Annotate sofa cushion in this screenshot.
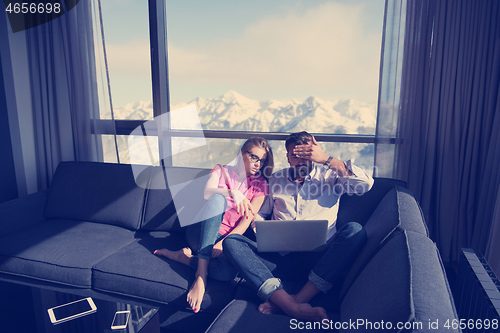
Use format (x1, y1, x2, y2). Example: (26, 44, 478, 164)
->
(44, 162, 148, 230)
(0, 189, 47, 238)
(141, 166, 210, 231)
(337, 177, 406, 229)
(0, 219, 136, 287)
(92, 231, 237, 311)
(340, 231, 459, 332)
(340, 186, 428, 299)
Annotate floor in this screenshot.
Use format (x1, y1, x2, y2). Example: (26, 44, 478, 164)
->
(0, 281, 38, 332)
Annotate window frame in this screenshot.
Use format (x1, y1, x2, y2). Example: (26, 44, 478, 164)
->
(94, 0, 395, 168)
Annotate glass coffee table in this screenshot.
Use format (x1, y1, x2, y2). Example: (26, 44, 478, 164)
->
(0, 280, 160, 333)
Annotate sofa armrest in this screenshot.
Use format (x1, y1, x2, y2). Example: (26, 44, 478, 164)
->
(0, 190, 48, 238)
(337, 177, 407, 228)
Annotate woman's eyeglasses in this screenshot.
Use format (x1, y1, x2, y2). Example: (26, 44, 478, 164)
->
(246, 151, 267, 165)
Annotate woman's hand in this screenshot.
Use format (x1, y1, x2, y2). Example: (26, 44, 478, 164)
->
(212, 241, 223, 258)
(230, 188, 246, 202)
(231, 189, 255, 218)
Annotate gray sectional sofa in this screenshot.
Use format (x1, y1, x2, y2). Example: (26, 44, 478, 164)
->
(0, 161, 460, 332)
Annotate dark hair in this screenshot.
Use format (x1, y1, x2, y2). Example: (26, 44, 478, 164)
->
(285, 131, 313, 152)
(240, 137, 274, 181)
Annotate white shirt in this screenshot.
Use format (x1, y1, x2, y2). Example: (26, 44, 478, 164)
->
(255, 160, 374, 240)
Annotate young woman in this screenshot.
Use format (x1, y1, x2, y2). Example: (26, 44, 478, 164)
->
(154, 137, 274, 313)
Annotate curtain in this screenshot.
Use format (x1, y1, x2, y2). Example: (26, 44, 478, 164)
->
(375, 0, 500, 267)
(91, 0, 120, 164)
(23, 0, 116, 190)
(373, 0, 406, 178)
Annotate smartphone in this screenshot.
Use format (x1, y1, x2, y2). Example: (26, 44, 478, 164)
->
(47, 297, 97, 325)
(111, 310, 130, 330)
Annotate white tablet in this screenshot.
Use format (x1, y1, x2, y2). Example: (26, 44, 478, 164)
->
(47, 297, 97, 325)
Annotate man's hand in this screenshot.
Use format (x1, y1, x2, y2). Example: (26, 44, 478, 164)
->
(292, 136, 329, 164)
(293, 136, 352, 176)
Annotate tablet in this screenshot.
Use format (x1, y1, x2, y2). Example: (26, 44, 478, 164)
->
(47, 297, 97, 325)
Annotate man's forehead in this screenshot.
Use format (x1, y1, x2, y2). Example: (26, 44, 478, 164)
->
(286, 140, 310, 152)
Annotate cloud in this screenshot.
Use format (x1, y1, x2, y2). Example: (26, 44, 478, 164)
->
(168, 2, 382, 101)
(106, 39, 152, 78)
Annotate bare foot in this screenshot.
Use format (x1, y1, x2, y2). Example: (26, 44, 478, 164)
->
(259, 299, 327, 321)
(258, 300, 282, 315)
(187, 275, 207, 313)
(286, 302, 328, 322)
(154, 247, 192, 266)
(258, 294, 299, 315)
(266, 289, 328, 322)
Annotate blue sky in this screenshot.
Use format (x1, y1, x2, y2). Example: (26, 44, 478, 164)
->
(101, 0, 385, 107)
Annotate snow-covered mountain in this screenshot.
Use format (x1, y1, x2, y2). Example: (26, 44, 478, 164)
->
(110, 100, 153, 120)
(113, 91, 376, 135)
(105, 91, 377, 170)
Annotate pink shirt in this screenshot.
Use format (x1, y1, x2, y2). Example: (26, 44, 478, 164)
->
(211, 165, 268, 236)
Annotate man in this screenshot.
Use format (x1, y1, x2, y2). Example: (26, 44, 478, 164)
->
(223, 131, 374, 321)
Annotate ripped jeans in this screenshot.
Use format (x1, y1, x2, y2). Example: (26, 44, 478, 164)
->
(186, 194, 238, 281)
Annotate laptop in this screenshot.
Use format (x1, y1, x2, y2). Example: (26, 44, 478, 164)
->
(255, 220, 328, 252)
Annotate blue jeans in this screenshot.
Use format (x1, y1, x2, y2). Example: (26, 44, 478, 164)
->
(186, 194, 238, 282)
(222, 222, 367, 301)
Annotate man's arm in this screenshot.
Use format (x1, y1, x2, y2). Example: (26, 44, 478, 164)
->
(291, 136, 373, 194)
(291, 136, 351, 175)
(338, 160, 374, 195)
(255, 195, 273, 220)
(250, 195, 273, 232)
(325, 156, 352, 177)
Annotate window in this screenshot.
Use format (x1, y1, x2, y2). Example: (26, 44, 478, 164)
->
(97, 0, 153, 163)
(167, 0, 384, 169)
(99, 0, 152, 117)
(96, 0, 385, 171)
